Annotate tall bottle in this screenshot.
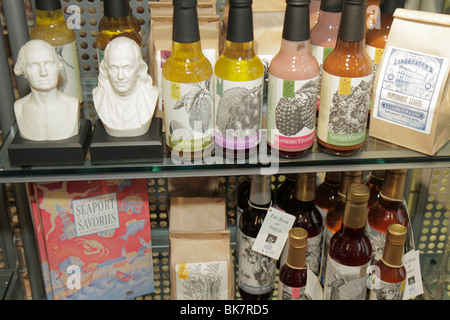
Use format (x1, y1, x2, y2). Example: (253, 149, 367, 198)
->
(315, 171, 341, 221)
(275, 174, 297, 211)
(316, 0, 373, 156)
(96, 0, 142, 63)
(320, 170, 362, 283)
(30, 0, 83, 103)
(266, 0, 320, 158)
(324, 183, 372, 300)
(369, 224, 407, 300)
(278, 228, 309, 300)
(281, 173, 323, 275)
(238, 175, 276, 300)
(366, 170, 385, 209)
(367, 169, 409, 263)
(162, 0, 214, 159)
(214, 0, 265, 158)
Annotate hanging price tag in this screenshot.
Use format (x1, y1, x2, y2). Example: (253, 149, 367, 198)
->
(251, 207, 296, 260)
(402, 249, 424, 300)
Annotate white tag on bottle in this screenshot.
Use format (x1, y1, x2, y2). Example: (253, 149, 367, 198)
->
(402, 250, 424, 300)
(306, 268, 324, 300)
(252, 207, 296, 260)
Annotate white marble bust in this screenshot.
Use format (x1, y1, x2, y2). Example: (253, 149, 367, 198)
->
(93, 37, 158, 137)
(13, 40, 79, 141)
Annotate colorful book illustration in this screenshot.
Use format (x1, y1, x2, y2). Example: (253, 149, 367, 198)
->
(31, 179, 154, 300)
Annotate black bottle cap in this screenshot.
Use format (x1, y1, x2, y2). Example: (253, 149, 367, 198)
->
(338, 0, 367, 41)
(227, 0, 254, 43)
(380, 0, 405, 13)
(173, 0, 197, 8)
(35, 0, 62, 11)
(283, 0, 311, 42)
(230, 0, 253, 6)
(320, 0, 344, 12)
(104, 0, 129, 18)
(173, 0, 201, 43)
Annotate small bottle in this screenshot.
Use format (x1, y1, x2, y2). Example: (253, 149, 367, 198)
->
(315, 171, 341, 221)
(367, 169, 409, 263)
(162, 0, 214, 159)
(278, 228, 309, 300)
(266, 0, 320, 159)
(214, 0, 265, 158)
(238, 175, 276, 300)
(324, 183, 372, 300)
(30, 0, 83, 103)
(369, 224, 407, 300)
(316, 0, 373, 156)
(281, 172, 323, 275)
(275, 174, 297, 212)
(319, 170, 362, 283)
(366, 170, 385, 209)
(96, 0, 142, 63)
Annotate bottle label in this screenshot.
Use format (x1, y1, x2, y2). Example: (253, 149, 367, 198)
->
(323, 253, 369, 300)
(162, 78, 214, 152)
(310, 45, 334, 66)
(214, 77, 264, 150)
(369, 276, 405, 300)
(319, 227, 334, 284)
(238, 233, 277, 295)
(367, 223, 386, 264)
(306, 231, 323, 275)
(266, 74, 319, 152)
(175, 261, 228, 299)
(317, 71, 373, 146)
(277, 280, 308, 300)
(365, 44, 384, 111)
(56, 41, 82, 102)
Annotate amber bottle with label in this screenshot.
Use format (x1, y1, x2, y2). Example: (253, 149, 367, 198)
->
(316, 0, 373, 156)
(278, 228, 309, 300)
(369, 224, 407, 300)
(367, 169, 409, 263)
(315, 171, 341, 220)
(324, 183, 372, 300)
(366, 170, 385, 209)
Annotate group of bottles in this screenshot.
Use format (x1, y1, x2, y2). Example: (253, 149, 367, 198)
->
(237, 168, 410, 300)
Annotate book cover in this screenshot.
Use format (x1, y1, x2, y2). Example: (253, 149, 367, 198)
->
(33, 179, 154, 300)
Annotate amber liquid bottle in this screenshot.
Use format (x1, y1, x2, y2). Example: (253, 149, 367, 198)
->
(238, 175, 276, 300)
(319, 170, 362, 283)
(369, 224, 407, 300)
(278, 228, 309, 300)
(324, 183, 372, 300)
(316, 0, 373, 156)
(315, 171, 341, 221)
(366, 170, 385, 209)
(275, 174, 296, 212)
(368, 169, 409, 263)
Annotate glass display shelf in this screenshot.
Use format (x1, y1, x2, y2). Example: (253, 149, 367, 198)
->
(1, 122, 450, 183)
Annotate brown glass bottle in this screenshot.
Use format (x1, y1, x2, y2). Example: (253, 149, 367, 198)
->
(275, 174, 296, 212)
(369, 224, 407, 300)
(278, 228, 309, 300)
(324, 183, 372, 300)
(367, 169, 409, 263)
(366, 170, 385, 209)
(315, 171, 341, 221)
(238, 175, 276, 300)
(316, 0, 373, 156)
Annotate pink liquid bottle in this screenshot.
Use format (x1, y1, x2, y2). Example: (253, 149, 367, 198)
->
(266, 0, 320, 159)
(310, 0, 322, 29)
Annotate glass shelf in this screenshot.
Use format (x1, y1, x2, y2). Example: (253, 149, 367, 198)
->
(1, 122, 450, 183)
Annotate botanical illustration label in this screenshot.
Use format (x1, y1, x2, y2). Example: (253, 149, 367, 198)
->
(373, 46, 449, 134)
(319, 227, 334, 284)
(175, 261, 228, 300)
(277, 281, 309, 300)
(214, 77, 264, 150)
(238, 233, 277, 295)
(306, 231, 323, 275)
(323, 254, 369, 300)
(367, 223, 387, 263)
(369, 277, 404, 300)
(56, 41, 82, 102)
(266, 74, 319, 152)
(317, 71, 373, 146)
(162, 78, 214, 153)
(365, 44, 384, 110)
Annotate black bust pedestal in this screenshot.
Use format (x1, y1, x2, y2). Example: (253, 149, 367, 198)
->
(89, 117, 163, 165)
(8, 119, 92, 167)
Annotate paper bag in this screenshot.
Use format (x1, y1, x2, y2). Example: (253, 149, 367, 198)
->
(369, 9, 450, 155)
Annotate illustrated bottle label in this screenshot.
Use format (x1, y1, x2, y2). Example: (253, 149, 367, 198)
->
(162, 78, 214, 153)
(317, 71, 373, 146)
(367, 223, 387, 263)
(214, 76, 264, 150)
(277, 280, 309, 300)
(319, 227, 334, 284)
(310, 45, 334, 107)
(365, 44, 384, 110)
(323, 254, 369, 300)
(266, 74, 319, 152)
(56, 41, 82, 102)
(369, 276, 405, 300)
(238, 232, 276, 295)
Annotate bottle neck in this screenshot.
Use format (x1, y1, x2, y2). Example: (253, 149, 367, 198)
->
(282, 3, 310, 42)
(334, 37, 366, 53)
(226, 4, 253, 43)
(35, 8, 65, 26)
(294, 175, 316, 202)
(286, 245, 306, 269)
(382, 241, 404, 267)
(171, 41, 204, 60)
(338, 1, 367, 42)
(173, 6, 201, 44)
(104, 0, 129, 18)
(102, 16, 135, 31)
(223, 39, 256, 59)
(343, 200, 367, 231)
(249, 175, 272, 207)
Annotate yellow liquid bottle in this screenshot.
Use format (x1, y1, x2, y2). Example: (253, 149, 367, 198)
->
(96, 0, 142, 63)
(214, 0, 264, 158)
(162, 0, 214, 159)
(30, 0, 83, 103)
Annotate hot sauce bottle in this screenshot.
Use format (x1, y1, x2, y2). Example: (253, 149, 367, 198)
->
(316, 0, 373, 156)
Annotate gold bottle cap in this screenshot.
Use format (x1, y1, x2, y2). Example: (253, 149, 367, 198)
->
(295, 172, 316, 202)
(343, 183, 370, 229)
(386, 224, 407, 245)
(288, 227, 308, 248)
(380, 169, 407, 201)
(346, 183, 370, 203)
(338, 171, 363, 200)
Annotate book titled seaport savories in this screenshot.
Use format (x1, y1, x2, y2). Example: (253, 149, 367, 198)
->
(30, 179, 154, 300)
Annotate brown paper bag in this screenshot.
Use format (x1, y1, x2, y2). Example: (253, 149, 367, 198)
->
(369, 9, 450, 155)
